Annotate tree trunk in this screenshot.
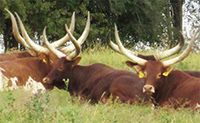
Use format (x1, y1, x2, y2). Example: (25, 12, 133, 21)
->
(170, 0, 183, 47)
(170, 0, 183, 31)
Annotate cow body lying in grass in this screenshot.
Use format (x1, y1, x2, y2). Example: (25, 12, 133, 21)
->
(112, 24, 200, 109)
(0, 9, 89, 93)
(42, 26, 151, 104)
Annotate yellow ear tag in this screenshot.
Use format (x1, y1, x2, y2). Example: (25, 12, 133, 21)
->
(162, 71, 170, 76)
(43, 59, 47, 63)
(139, 71, 145, 78)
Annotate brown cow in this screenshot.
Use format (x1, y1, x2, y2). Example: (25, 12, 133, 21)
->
(0, 11, 90, 93)
(1, 9, 75, 61)
(42, 25, 151, 104)
(113, 24, 200, 109)
(0, 25, 83, 93)
(109, 29, 200, 78)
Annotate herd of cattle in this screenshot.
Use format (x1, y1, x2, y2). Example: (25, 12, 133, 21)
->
(1, 9, 200, 109)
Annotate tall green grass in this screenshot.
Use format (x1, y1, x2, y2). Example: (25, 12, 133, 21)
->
(0, 47, 200, 122)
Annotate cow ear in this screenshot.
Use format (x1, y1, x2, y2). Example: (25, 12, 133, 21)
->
(163, 66, 174, 76)
(125, 61, 142, 74)
(73, 57, 82, 66)
(38, 53, 49, 63)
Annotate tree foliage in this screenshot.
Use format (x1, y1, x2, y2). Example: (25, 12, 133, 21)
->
(0, 0, 185, 52)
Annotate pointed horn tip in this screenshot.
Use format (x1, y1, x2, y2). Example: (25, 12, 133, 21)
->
(87, 11, 90, 22)
(5, 8, 12, 15)
(114, 24, 118, 30)
(14, 12, 20, 18)
(43, 26, 48, 42)
(5, 8, 9, 12)
(71, 12, 75, 18)
(43, 26, 47, 34)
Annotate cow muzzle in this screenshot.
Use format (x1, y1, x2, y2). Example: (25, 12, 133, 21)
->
(143, 85, 155, 95)
(43, 77, 50, 84)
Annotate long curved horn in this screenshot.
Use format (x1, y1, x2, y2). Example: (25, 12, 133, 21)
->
(5, 9, 30, 48)
(43, 25, 81, 60)
(43, 27, 66, 58)
(154, 32, 184, 60)
(110, 30, 184, 61)
(109, 40, 138, 56)
(114, 24, 147, 66)
(162, 29, 200, 67)
(65, 24, 81, 60)
(15, 12, 76, 53)
(62, 11, 90, 52)
(15, 12, 49, 53)
(50, 12, 75, 48)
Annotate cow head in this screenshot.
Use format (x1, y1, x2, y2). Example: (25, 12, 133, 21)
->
(42, 12, 90, 86)
(125, 60, 174, 95)
(112, 24, 200, 95)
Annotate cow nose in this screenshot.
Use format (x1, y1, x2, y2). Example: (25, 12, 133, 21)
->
(143, 85, 155, 94)
(43, 77, 50, 83)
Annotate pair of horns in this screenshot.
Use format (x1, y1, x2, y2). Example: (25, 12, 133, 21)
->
(110, 24, 184, 61)
(43, 12, 90, 60)
(5, 8, 75, 53)
(112, 24, 200, 67)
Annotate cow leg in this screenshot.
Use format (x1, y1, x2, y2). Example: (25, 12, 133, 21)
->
(110, 77, 143, 104)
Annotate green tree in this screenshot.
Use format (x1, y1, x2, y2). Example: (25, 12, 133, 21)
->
(1, 0, 81, 52)
(0, 0, 184, 52)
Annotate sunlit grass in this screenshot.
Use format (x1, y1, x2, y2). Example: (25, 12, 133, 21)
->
(1, 88, 200, 122)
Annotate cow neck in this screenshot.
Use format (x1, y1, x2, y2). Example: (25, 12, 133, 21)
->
(152, 70, 190, 104)
(25, 57, 53, 79)
(70, 64, 101, 83)
(69, 63, 115, 94)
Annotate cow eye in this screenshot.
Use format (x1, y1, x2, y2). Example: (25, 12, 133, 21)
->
(58, 65, 64, 71)
(50, 60, 54, 65)
(156, 73, 162, 79)
(144, 71, 147, 78)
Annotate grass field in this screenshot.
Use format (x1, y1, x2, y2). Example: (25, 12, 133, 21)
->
(0, 47, 200, 122)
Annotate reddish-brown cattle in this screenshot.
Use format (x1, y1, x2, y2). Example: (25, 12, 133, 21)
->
(0, 26, 78, 92)
(109, 29, 200, 78)
(113, 24, 200, 109)
(0, 10, 90, 93)
(42, 26, 151, 104)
